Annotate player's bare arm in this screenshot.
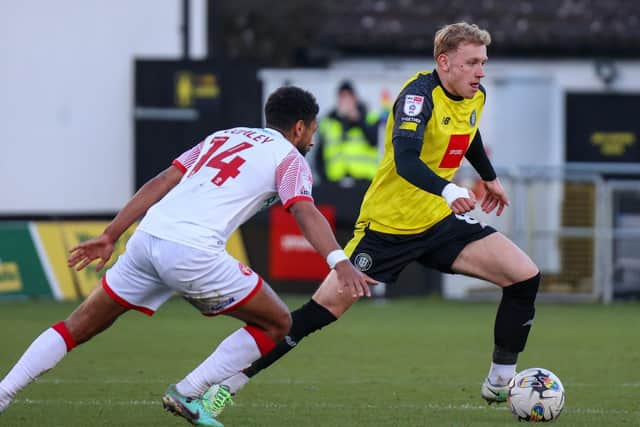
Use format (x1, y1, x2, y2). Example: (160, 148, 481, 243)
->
(289, 200, 376, 297)
(463, 130, 505, 215)
(480, 178, 509, 216)
(68, 165, 184, 271)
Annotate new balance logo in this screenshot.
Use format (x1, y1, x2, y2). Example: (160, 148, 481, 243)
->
(442, 116, 451, 125)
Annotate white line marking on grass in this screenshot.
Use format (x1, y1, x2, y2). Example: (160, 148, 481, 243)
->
(37, 378, 169, 385)
(15, 399, 159, 406)
(37, 378, 640, 388)
(13, 399, 639, 416)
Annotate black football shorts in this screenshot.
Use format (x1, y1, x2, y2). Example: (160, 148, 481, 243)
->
(345, 213, 496, 283)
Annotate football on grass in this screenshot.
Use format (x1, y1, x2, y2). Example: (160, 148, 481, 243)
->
(507, 367, 565, 422)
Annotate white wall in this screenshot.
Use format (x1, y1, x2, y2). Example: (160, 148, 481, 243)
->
(3, 4, 639, 216)
(0, 0, 206, 214)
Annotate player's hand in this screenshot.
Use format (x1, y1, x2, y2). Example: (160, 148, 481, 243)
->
(334, 261, 378, 298)
(442, 183, 476, 214)
(450, 189, 477, 215)
(67, 233, 115, 272)
(481, 178, 510, 216)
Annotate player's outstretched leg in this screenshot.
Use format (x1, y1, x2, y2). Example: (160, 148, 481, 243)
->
(482, 272, 541, 404)
(165, 326, 265, 426)
(449, 232, 540, 404)
(219, 270, 355, 395)
(0, 322, 75, 413)
(217, 298, 337, 394)
(164, 282, 290, 425)
(242, 299, 336, 375)
(0, 283, 128, 414)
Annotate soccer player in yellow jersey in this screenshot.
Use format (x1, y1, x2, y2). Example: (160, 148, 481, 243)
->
(215, 22, 541, 409)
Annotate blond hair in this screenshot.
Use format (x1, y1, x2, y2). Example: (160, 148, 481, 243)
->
(433, 22, 491, 59)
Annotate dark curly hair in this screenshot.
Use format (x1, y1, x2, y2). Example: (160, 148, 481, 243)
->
(265, 86, 319, 131)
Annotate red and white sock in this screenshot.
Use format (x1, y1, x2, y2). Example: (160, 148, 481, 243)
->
(176, 325, 275, 398)
(0, 322, 75, 412)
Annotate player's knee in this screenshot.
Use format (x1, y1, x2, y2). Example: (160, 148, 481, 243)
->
(269, 310, 292, 342)
(501, 257, 539, 286)
(521, 259, 540, 281)
(504, 272, 541, 303)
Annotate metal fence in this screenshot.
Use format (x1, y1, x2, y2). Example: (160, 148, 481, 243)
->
(447, 164, 640, 303)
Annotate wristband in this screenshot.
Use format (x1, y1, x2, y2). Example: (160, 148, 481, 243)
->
(326, 249, 348, 269)
(441, 183, 470, 207)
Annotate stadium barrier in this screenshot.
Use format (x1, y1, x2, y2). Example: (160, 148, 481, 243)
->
(0, 213, 438, 302)
(0, 221, 248, 301)
(4, 167, 636, 303)
(448, 165, 640, 303)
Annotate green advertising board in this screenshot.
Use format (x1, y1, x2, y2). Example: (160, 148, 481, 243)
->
(0, 222, 52, 299)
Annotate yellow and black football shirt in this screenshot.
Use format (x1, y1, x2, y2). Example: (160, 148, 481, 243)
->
(353, 70, 486, 235)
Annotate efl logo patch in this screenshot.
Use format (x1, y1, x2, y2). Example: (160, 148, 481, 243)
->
(403, 95, 424, 116)
(439, 134, 470, 168)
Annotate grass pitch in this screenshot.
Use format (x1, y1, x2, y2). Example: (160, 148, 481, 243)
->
(1, 296, 638, 426)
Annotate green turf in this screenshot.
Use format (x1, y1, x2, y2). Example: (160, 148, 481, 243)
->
(1, 296, 638, 426)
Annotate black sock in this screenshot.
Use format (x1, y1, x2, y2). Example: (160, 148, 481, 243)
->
(493, 272, 541, 364)
(243, 298, 337, 378)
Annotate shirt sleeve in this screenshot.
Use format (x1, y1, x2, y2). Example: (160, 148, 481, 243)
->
(391, 80, 433, 141)
(393, 137, 450, 195)
(276, 149, 314, 211)
(464, 130, 497, 181)
(391, 77, 449, 195)
(172, 141, 204, 173)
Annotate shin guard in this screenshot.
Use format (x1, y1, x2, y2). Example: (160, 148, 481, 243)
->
(493, 273, 541, 361)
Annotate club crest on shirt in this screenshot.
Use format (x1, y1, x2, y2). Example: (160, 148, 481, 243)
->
(403, 95, 424, 117)
(470, 110, 477, 126)
(354, 253, 373, 272)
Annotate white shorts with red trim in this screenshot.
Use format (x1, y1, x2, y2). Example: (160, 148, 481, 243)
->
(104, 230, 262, 316)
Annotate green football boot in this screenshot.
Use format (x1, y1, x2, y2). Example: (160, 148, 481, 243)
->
(481, 378, 509, 404)
(162, 384, 230, 427)
(203, 384, 234, 417)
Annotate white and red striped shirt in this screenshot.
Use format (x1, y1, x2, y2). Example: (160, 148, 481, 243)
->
(138, 127, 313, 252)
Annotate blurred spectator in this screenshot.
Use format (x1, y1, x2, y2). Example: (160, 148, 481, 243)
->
(315, 81, 381, 187)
